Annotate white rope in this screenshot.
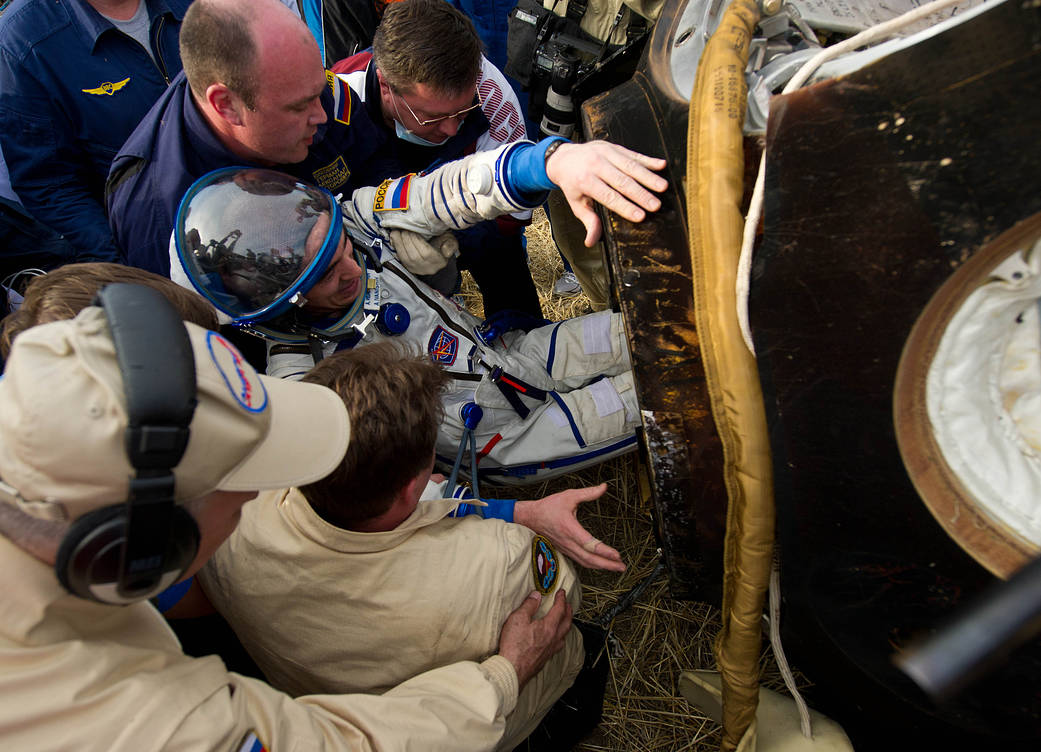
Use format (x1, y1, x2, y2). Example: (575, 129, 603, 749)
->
(769, 548, 813, 737)
(737, 0, 969, 354)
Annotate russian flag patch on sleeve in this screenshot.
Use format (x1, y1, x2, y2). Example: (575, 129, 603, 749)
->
(326, 70, 352, 125)
(237, 731, 268, 752)
(373, 174, 413, 212)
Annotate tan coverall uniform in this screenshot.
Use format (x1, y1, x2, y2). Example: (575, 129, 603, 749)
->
(0, 533, 517, 751)
(201, 491, 585, 751)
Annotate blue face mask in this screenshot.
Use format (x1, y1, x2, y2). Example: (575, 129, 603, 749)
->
(394, 119, 449, 147)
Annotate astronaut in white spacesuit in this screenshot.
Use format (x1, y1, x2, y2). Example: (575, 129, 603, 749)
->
(173, 139, 660, 483)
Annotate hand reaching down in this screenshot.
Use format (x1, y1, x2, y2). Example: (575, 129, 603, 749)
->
(497, 590, 573, 689)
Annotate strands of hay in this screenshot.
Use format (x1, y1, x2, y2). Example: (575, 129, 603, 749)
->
(460, 210, 798, 750)
(458, 209, 596, 323)
(479, 454, 725, 751)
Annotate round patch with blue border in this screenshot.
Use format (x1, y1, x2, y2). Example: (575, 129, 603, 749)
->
(206, 331, 269, 413)
(531, 535, 559, 594)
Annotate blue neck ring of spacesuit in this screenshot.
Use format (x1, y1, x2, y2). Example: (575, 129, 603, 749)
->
(174, 166, 368, 344)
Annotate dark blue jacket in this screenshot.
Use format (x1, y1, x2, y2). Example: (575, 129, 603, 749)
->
(106, 70, 390, 276)
(0, 0, 187, 262)
(345, 53, 492, 181)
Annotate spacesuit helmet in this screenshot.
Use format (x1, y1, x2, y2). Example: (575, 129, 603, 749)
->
(174, 167, 367, 343)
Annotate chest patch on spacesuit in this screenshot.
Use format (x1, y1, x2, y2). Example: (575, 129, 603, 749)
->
(531, 535, 559, 594)
(428, 325, 459, 365)
(363, 274, 381, 310)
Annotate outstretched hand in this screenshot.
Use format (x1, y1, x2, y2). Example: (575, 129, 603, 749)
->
(497, 590, 573, 689)
(514, 483, 625, 572)
(545, 141, 667, 247)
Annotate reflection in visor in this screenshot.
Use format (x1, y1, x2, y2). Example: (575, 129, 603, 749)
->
(175, 168, 342, 323)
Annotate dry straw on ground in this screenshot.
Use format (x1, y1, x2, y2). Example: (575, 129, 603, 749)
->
(462, 210, 795, 751)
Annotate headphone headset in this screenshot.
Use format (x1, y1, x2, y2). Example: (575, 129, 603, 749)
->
(55, 283, 201, 605)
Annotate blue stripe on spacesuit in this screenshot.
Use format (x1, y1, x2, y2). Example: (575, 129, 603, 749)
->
(496, 142, 530, 207)
(479, 434, 639, 479)
(548, 391, 585, 448)
(495, 146, 517, 206)
(437, 179, 459, 226)
(545, 322, 564, 375)
(351, 195, 380, 237)
(456, 172, 475, 213)
(449, 501, 476, 518)
(430, 181, 443, 223)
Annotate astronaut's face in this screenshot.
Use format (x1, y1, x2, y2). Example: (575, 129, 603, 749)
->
(302, 213, 363, 315)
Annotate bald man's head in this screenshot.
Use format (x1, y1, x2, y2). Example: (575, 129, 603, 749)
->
(180, 0, 306, 108)
(179, 0, 327, 165)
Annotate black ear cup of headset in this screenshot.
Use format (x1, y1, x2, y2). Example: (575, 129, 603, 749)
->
(56, 504, 200, 604)
(55, 283, 200, 605)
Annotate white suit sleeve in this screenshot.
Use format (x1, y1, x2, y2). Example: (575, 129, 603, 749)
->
(342, 142, 542, 243)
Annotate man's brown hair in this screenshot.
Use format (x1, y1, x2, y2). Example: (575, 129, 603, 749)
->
(371, 0, 482, 96)
(300, 342, 450, 527)
(180, 0, 260, 108)
(0, 263, 219, 358)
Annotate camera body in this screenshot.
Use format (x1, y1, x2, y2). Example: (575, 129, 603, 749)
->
(506, 0, 652, 140)
(530, 31, 601, 137)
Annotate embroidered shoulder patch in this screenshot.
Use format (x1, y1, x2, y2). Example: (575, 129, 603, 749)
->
(373, 174, 412, 212)
(326, 70, 352, 124)
(82, 77, 129, 96)
(531, 535, 559, 594)
(428, 325, 458, 366)
(237, 731, 268, 752)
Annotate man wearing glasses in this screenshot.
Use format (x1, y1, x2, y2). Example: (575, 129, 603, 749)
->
(106, 0, 662, 284)
(332, 0, 541, 319)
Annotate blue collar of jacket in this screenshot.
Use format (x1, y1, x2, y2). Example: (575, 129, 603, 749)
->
(361, 59, 384, 126)
(175, 70, 359, 181)
(181, 75, 247, 168)
(67, 0, 186, 52)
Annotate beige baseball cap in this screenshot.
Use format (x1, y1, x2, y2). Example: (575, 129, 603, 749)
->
(0, 306, 349, 522)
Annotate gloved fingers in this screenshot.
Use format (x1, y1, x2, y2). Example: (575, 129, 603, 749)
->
(433, 231, 460, 260)
(389, 228, 451, 276)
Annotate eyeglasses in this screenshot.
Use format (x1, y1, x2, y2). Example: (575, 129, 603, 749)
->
(391, 87, 482, 127)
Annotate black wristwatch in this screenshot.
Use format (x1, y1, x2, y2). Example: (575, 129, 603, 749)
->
(543, 138, 566, 167)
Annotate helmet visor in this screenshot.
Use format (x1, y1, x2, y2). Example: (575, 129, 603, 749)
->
(175, 168, 343, 323)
